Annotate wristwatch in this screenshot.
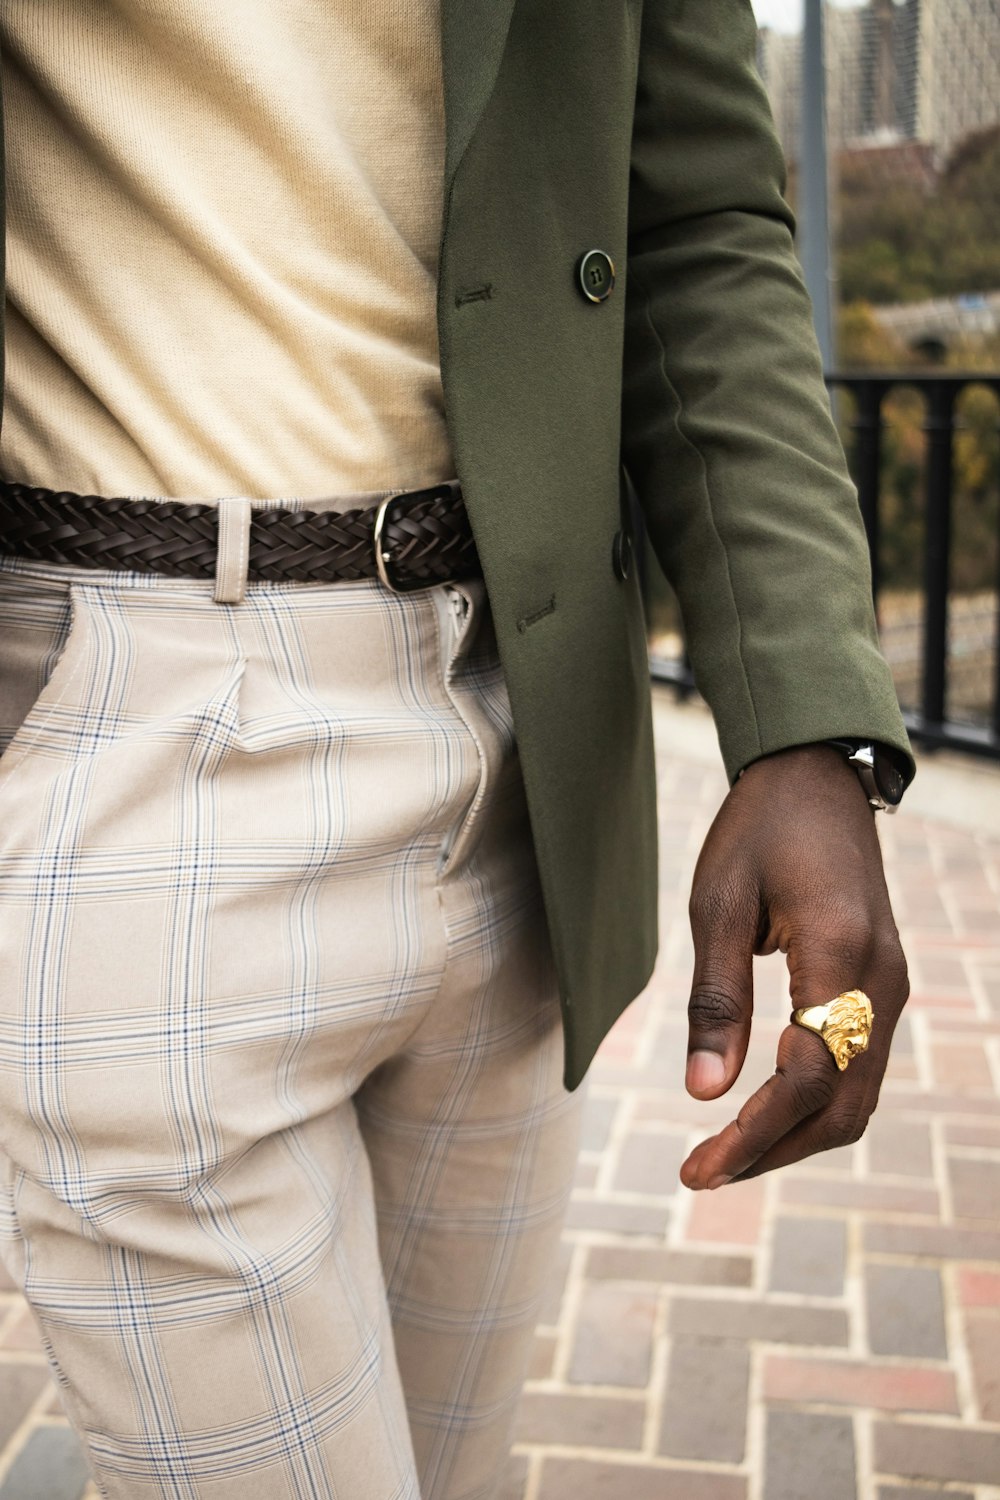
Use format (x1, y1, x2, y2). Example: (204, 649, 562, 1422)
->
(825, 739, 907, 814)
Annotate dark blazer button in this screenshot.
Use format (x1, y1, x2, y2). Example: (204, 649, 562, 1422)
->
(577, 249, 616, 303)
(612, 528, 633, 580)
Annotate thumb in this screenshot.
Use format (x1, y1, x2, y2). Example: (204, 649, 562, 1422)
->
(686, 877, 757, 1098)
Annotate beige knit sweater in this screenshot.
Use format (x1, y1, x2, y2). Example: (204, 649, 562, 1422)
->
(0, 0, 456, 500)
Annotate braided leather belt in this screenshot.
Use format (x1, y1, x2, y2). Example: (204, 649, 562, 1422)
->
(0, 479, 481, 593)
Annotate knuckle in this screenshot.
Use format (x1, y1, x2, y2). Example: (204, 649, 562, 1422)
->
(817, 1106, 868, 1151)
(687, 881, 717, 928)
(784, 1058, 837, 1116)
(688, 986, 745, 1031)
(830, 922, 877, 973)
(732, 1101, 762, 1143)
(689, 869, 754, 931)
(810, 897, 877, 967)
(814, 1119, 846, 1152)
(873, 932, 909, 993)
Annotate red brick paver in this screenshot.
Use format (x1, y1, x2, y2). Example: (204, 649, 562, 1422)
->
(1, 699, 999, 1499)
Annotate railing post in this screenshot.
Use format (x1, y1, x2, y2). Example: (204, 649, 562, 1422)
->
(992, 383, 1000, 745)
(849, 378, 884, 606)
(921, 380, 958, 730)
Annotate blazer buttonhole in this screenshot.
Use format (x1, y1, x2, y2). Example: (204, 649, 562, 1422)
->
(517, 596, 556, 633)
(455, 283, 494, 307)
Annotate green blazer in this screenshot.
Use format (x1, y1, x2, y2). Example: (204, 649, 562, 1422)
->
(0, 0, 913, 1089)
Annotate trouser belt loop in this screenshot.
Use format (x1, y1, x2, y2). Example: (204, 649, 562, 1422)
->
(214, 496, 253, 604)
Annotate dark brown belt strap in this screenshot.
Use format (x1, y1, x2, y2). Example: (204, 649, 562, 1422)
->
(0, 480, 481, 588)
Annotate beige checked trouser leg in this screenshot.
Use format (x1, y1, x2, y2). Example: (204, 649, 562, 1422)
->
(0, 515, 584, 1499)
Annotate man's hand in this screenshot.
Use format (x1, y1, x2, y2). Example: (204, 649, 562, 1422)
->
(679, 742, 909, 1191)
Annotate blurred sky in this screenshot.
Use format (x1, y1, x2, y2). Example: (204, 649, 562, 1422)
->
(751, 0, 868, 33)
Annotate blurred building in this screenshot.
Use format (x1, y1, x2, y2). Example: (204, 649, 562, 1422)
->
(758, 0, 1000, 164)
(911, 0, 1000, 158)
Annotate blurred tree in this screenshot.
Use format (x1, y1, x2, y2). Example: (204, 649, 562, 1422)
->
(838, 299, 912, 368)
(835, 125, 1000, 305)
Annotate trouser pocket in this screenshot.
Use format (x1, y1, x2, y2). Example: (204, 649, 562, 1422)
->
(0, 562, 87, 782)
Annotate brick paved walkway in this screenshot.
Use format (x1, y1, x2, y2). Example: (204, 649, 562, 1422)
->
(2, 695, 999, 1499)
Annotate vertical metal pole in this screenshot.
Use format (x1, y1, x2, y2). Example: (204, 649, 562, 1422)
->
(921, 381, 955, 730)
(800, 0, 835, 374)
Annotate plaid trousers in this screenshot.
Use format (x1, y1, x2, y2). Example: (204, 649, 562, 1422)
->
(0, 511, 584, 1500)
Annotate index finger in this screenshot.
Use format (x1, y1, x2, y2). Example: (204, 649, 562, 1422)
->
(679, 1022, 850, 1190)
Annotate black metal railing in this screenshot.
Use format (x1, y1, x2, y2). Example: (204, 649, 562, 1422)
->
(645, 371, 1000, 761)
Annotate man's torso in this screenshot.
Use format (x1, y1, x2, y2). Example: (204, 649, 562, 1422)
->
(0, 0, 455, 499)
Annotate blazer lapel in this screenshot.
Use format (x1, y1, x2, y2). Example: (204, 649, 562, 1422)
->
(440, 0, 518, 187)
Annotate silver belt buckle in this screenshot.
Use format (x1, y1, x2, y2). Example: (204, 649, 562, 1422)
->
(372, 486, 450, 594)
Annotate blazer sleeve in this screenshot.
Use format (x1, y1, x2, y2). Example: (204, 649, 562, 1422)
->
(620, 0, 915, 786)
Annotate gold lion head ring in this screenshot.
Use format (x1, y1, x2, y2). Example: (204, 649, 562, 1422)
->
(791, 989, 874, 1072)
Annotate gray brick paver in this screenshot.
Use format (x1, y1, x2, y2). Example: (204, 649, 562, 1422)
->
(0, 1427, 91, 1500)
(660, 1340, 749, 1462)
(535, 1457, 746, 1500)
(769, 1215, 847, 1296)
(877, 1488, 974, 1500)
(965, 1309, 1000, 1422)
(566, 1282, 658, 1387)
(669, 1296, 850, 1348)
(866, 1264, 949, 1359)
(611, 1131, 687, 1194)
(514, 1392, 645, 1451)
(864, 1221, 1000, 1260)
(873, 1420, 1000, 1485)
(579, 1095, 619, 1154)
(764, 1410, 857, 1500)
(867, 1116, 934, 1177)
(949, 1155, 1000, 1220)
(585, 1245, 753, 1286)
